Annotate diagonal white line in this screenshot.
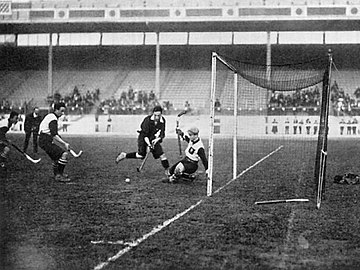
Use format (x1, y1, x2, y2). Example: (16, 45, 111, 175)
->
(212, 145, 283, 195)
(93, 200, 203, 270)
(93, 145, 283, 270)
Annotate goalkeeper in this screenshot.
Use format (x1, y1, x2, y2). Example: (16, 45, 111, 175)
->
(164, 126, 208, 183)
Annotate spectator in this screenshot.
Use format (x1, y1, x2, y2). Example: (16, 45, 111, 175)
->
(184, 101, 191, 113)
(284, 118, 290, 134)
(62, 115, 69, 132)
(215, 98, 221, 112)
(107, 115, 112, 132)
(347, 119, 352, 135)
(23, 107, 42, 153)
(339, 118, 346, 135)
(298, 119, 304, 135)
(95, 109, 99, 132)
(352, 118, 358, 135)
(271, 118, 278, 134)
(313, 119, 319, 135)
(305, 118, 311, 135)
(293, 117, 298, 135)
(149, 90, 155, 102)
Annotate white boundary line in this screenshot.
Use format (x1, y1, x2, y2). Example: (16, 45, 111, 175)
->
(93, 145, 284, 270)
(213, 145, 284, 196)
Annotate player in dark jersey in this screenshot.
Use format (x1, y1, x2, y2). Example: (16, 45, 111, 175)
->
(115, 105, 170, 175)
(0, 111, 19, 175)
(38, 102, 71, 182)
(23, 107, 42, 153)
(163, 126, 208, 183)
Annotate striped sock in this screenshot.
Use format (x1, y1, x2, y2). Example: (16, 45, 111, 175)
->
(57, 158, 68, 175)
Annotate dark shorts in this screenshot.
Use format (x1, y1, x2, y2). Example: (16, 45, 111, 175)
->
(39, 133, 64, 161)
(170, 158, 198, 175)
(137, 135, 164, 159)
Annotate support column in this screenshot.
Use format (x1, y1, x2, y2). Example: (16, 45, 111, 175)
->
(155, 32, 160, 99)
(266, 31, 272, 108)
(48, 33, 53, 98)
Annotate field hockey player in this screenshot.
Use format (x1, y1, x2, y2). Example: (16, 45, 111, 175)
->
(0, 111, 19, 176)
(163, 126, 208, 183)
(38, 102, 72, 183)
(115, 105, 170, 175)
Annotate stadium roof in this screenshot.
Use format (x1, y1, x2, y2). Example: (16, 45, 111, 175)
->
(1, 2, 360, 33)
(2, 19, 360, 34)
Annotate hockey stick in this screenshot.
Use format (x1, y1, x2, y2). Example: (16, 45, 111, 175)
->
(10, 143, 41, 164)
(136, 130, 161, 172)
(137, 148, 151, 172)
(176, 111, 187, 157)
(255, 198, 309, 205)
(69, 148, 83, 158)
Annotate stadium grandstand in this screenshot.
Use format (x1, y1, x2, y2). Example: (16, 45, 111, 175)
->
(1, 0, 360, 119)
(2, 1, 360, 270)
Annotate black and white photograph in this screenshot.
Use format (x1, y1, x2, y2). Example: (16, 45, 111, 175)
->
(1, 0, 360, 269)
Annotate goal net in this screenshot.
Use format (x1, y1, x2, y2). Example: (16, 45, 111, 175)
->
(208, 51, 332, 209)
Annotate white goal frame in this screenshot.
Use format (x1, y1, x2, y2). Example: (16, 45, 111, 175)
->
(207, 52, 238, 196)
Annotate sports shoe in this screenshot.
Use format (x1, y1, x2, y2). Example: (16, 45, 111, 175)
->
(55, 174, 71, 183)
(183, 174, 196, 182)
(115, 152, 126, 164)
(168, 175, 178, 183)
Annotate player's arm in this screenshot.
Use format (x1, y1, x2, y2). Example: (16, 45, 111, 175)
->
(144, 136, 152, 149)
(175, 128, 190, 143)
(198, 147, 208, 171)
(159, 117, 166, 142)
(49, 120, 69, 150)
(140, 118, 153, 148)
(183, 135, 190, 143)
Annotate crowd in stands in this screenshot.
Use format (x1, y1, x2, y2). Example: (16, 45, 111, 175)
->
(3, 81, 360, 117)
(1, 99, 27, 114)
(268, 81, 360, 116)
(269, 86, 321, 109)
(97, 85, 173, 115)
(330, 81, 360, 116)
(47, 86, 100, 114)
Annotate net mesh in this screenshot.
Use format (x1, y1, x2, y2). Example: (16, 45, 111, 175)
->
(209, 52, 330, 204)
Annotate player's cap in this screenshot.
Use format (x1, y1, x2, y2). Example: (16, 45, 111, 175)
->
(188, 126, 199, 135)
(54, 102, 66, 110)
(152, 105, 163, 113)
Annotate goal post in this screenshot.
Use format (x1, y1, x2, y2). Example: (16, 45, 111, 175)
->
(208, 50, 332, 209)
(208, 52, 238, 196)
(315, 50, 333, 209)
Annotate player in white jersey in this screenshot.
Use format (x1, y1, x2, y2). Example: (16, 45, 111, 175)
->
(164, 126, 208, 183)
(38, 102, 71, 182)
(0, 111, 19, 177)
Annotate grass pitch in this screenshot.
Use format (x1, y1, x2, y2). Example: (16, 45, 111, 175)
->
(1, 135, 360, 270)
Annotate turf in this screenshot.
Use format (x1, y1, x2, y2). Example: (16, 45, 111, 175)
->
(1, 134, 360, 270)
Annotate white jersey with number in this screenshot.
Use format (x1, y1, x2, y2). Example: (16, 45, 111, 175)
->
(39, 113, 57, 135)
(185, 138, 205, 162)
